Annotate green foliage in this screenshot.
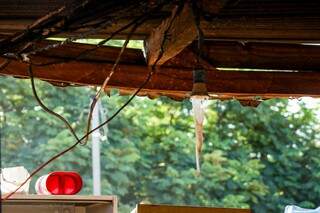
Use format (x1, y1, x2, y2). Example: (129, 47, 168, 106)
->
(47, 38, 144, 49)
(1, 76, 319, 213)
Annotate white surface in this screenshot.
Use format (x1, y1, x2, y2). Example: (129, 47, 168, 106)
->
(0, 166, 30, 195)
(285, 205, 320, 213)
(91, 99, 101, 195)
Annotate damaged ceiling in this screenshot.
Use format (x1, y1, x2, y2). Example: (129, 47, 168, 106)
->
(1, 0, 320, 101)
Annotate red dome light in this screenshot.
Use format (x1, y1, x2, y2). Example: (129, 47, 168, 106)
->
(35, 171, 82, 195)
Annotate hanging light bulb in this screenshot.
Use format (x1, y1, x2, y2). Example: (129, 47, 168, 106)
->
(191, 96, 207, 174)
(191, 68, 208, 174)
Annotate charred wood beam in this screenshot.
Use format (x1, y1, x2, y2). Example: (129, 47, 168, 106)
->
(164, 41, 320, 71)
(218, 0, 320, 16)
(0, 0, 71, 18)
(144, 0, 233, 66)
(0, 18, 167, 40)
(31, 40, 320, 72)
(201, 16, 320, 41)
(1, 1, 320, 42)
(2, 15, 320, 41)
(2, 0, 320, 18)
(198, 0, 231, 14)
(0, 0, 155, 55)
(1, 57, 320, 100)
(27, 40, 146, 65)
(145, 3, 197, 66)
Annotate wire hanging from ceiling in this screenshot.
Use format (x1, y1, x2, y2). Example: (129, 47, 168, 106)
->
(83, 16, 147, 145)
(27, 65, 81, 143)
(1, 0, 178, 201)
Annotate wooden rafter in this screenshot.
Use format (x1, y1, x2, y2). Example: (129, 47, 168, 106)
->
(165, 41, 320, 71)
(201, 16, 320, 41)
(1, 1, 320, 101)
(3, 15, 320, 42)
(144, 0, 232, 66)
(144, 2, 197, 66)
(2, 56, 320, 100)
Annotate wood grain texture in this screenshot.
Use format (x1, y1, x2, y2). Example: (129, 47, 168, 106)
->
(2, 57, 320, 100)
(3, 195, 117, 213)
(2, 1, 320, 41)
(165, 41, 320, 71)
(201, 16, 320, 41)
(29, 40, 146, 65)
(145, 3, 197, 65)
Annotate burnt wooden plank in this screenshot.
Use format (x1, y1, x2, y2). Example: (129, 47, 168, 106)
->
(0, 0, 164, 54)
(2, 57, 320, 100)
(2, 0, 320, 17)
(201, 16, 320, 41)
(219, 0, 320, 16)
(29, 40, 146, 65)
(145, 0, 233, 66)
(145, 3, 197, 66)
(0, 18, 164, 40)
(164, 41, 320, 71)
(1, 15, 320, 41)
(197, 0, 231, 15)
(1, 1, 320, 41)
(0, 0, 69, 18)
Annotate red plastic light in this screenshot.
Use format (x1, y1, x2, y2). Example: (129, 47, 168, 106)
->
(36, 171, 82, 195)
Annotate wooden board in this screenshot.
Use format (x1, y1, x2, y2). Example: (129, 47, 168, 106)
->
(1, 1, 320, 41)
(2, 195, 118, 213)
(135, 204, 251, 213)
(165, 41, 320, 71)
(145, 3, 197, 65)
(2, 57, 320, 100)
(29, 40, 146, 65)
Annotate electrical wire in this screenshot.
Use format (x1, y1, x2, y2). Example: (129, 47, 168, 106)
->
(25, 18, 140, 66)
(191, 0, 204, 67)
(27, 1, 170, 67)
(1, 0, 175, 201)
(27, 65, 81, 142)
(1, 65, 155, 201)
(82, 17, 145, 145)
(23, 0, 169, 147)
(2, 15, 163, 200)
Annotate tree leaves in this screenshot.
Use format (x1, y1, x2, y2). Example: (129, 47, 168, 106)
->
(1, 77, 320, 212)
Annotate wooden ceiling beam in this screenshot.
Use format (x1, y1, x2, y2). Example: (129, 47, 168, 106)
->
(198, 0, 230, 14)
(144, 3, 198, 66)
(0, 0, 70, 18)
(164, 41, 320, 71)
(218, 0, 320, 16)
(201, 16, 320, 41)
(28, 40, 146, 65)
(144, 0, 232, 66)
(1, 1, 320, 41)
(1, 15, 320, 41)
(2, 57, 320, 100)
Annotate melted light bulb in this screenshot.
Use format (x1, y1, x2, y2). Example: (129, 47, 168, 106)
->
(190, 67, 209, 173)
(191, 96, 208, 174)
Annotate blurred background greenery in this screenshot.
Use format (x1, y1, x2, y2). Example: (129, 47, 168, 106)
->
(1, 40, 320, 213)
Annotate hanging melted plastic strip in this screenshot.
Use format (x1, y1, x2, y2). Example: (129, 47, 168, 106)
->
(191, 97, 207, 173)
